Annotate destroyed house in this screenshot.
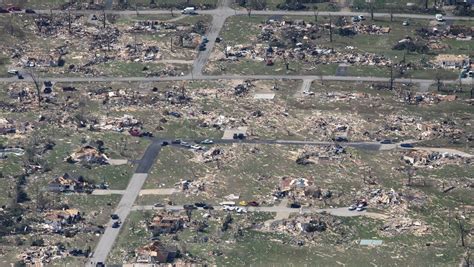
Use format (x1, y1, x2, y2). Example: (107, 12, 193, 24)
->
(136, 242, 177, 264)
(149, 214, 185, 234)
(433, 54, 469, 69)
(0, 118, 16, 134)
(48, 173, 92, 193)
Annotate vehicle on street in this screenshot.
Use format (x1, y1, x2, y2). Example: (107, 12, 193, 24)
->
(248, 201, 259, 207)
(8, 70, 19, 75)
(348, 205, 357, 211)
(112, 221, 121, 228)
(200, 139, 213, 144)
(182, 7, 197, 15)
(223, 205, 235, 211)
(17, 74, 24, 79)
(290, 203, 301, 209)
(161, 141, 169, 146)
(194, 202, 207, 208)
(380, 139, 392, 144)
(203, 204, 214, 210)
(25, 9, 36, 13)
(111, 214, 119, 220)
(190, 145, 202, 150)
(183, 204, 197, 210)
(172, 139, 181, 144)
(402, 20, 409, 26)
(435, 14, 444, 22)
(7, 6, 22, 12)
(198, 44, 206, 51)
(154, 203, 165, 207)
(235, 207, 247, 213)
(400, 143, 414, 148)
(202, 36, 209, 43)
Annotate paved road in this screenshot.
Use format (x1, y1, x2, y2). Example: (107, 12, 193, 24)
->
(7, 8, 473, 21)
(1, 74, 467, 86)
(87, 141, 161, 266)
(132, 204, 387, 219)
(192, 0, 232, 76)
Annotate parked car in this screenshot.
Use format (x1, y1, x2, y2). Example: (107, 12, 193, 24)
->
(112, 221, 121, 228)
(96, 262, 105, 267)
(25, 8, 36, 13)
(202, 36, 209, 43)
(111, 214, 119, 220)
(7, 69, 19, 75)
(200, 139, 214, 144)
(154, 203, 165, 207)
(248, 201, 259, 207)
(334, 136, 348, 142)
(172, 139, 181, 144)
(194, 202, 207, 208)
(400, 143, 414, 148)
(183, 204, 196, 210)
(198, 44, 206, 51)
(348, 205, 357, 211)
(290, 203, 301, 209)
(161, 141, 169, 146)
(7, 6, 22, 12)
(190, 145, 202, 150)
(235, 207, 247, 213)
(223, 205, 235, 211)
(181, 7, 197, 15)
(380, 139, 392, 144)
(17, 74, 24, 79)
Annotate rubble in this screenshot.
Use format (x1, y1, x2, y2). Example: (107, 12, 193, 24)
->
(402, 150, 470, 168)
(65, 145, 109, 165)
(263, 214, 355, 245)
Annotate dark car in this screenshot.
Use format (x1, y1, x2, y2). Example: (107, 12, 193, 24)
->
(25, 9, 36, 13)
(198, 44, 206, 51)
(172, 139, 181, 144)
(233, 133, 246, 140)
(202, 37, 209, 43)
(290, 203, 301, 209)
(96, 262, 105, 267)
(183, 204, 197, 210)
(203, 204, 214, 210)
(248, 201, 259, 207)
(380, 139, 392, 144)
(194, 202, 207, 208)
(333, 136, 348, 142)
(161, 141, 169, 146)
(111, 214, 119, 220)
(400, 143, 414, 148)
(0, 8, 9, 13)
(17, 74, 24, 79)
(7, 6, 22, 12)
(112, 221, 121, 228)
(140, 131, 153, 137)
(169, 111, 181, 118)
(215, 37, 222, 43)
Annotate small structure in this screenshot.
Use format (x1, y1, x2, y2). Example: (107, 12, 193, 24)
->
(432, 54, 469, 69)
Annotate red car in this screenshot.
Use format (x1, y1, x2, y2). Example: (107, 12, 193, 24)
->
(248, 201, 259, 207)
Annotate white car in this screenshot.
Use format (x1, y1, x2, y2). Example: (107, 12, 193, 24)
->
(190, 145, 202, 150)
(7, 69, 19, 75)
(223, 205, 235, 211)
(200, 139, 214, 144)
(235, 207, 247, 213)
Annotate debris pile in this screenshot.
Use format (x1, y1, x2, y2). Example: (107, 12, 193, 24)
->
(295, 145, 347, 165)
(380, 217, 430, 237)
(96, 114, 141, 132)
(65, 145, 109, 165)
(402, 150, 469, 168)
(264, 214, 355, 245)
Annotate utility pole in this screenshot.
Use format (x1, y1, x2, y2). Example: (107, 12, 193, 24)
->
(329, 16, 333, 43)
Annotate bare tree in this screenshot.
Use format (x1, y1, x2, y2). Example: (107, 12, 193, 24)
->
(456, 216, 467, 247)
(329, 16, 333, 43)
(25, 70, 42, 107)
(312, 6, 318, 22)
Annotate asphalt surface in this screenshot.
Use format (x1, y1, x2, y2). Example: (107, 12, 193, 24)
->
(87, 141, 161, 266)
(131, 205, 384, 218)
(7, 8, 473, 21)
(135, 141, 162, 173)
(1, 74, 469, 86)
